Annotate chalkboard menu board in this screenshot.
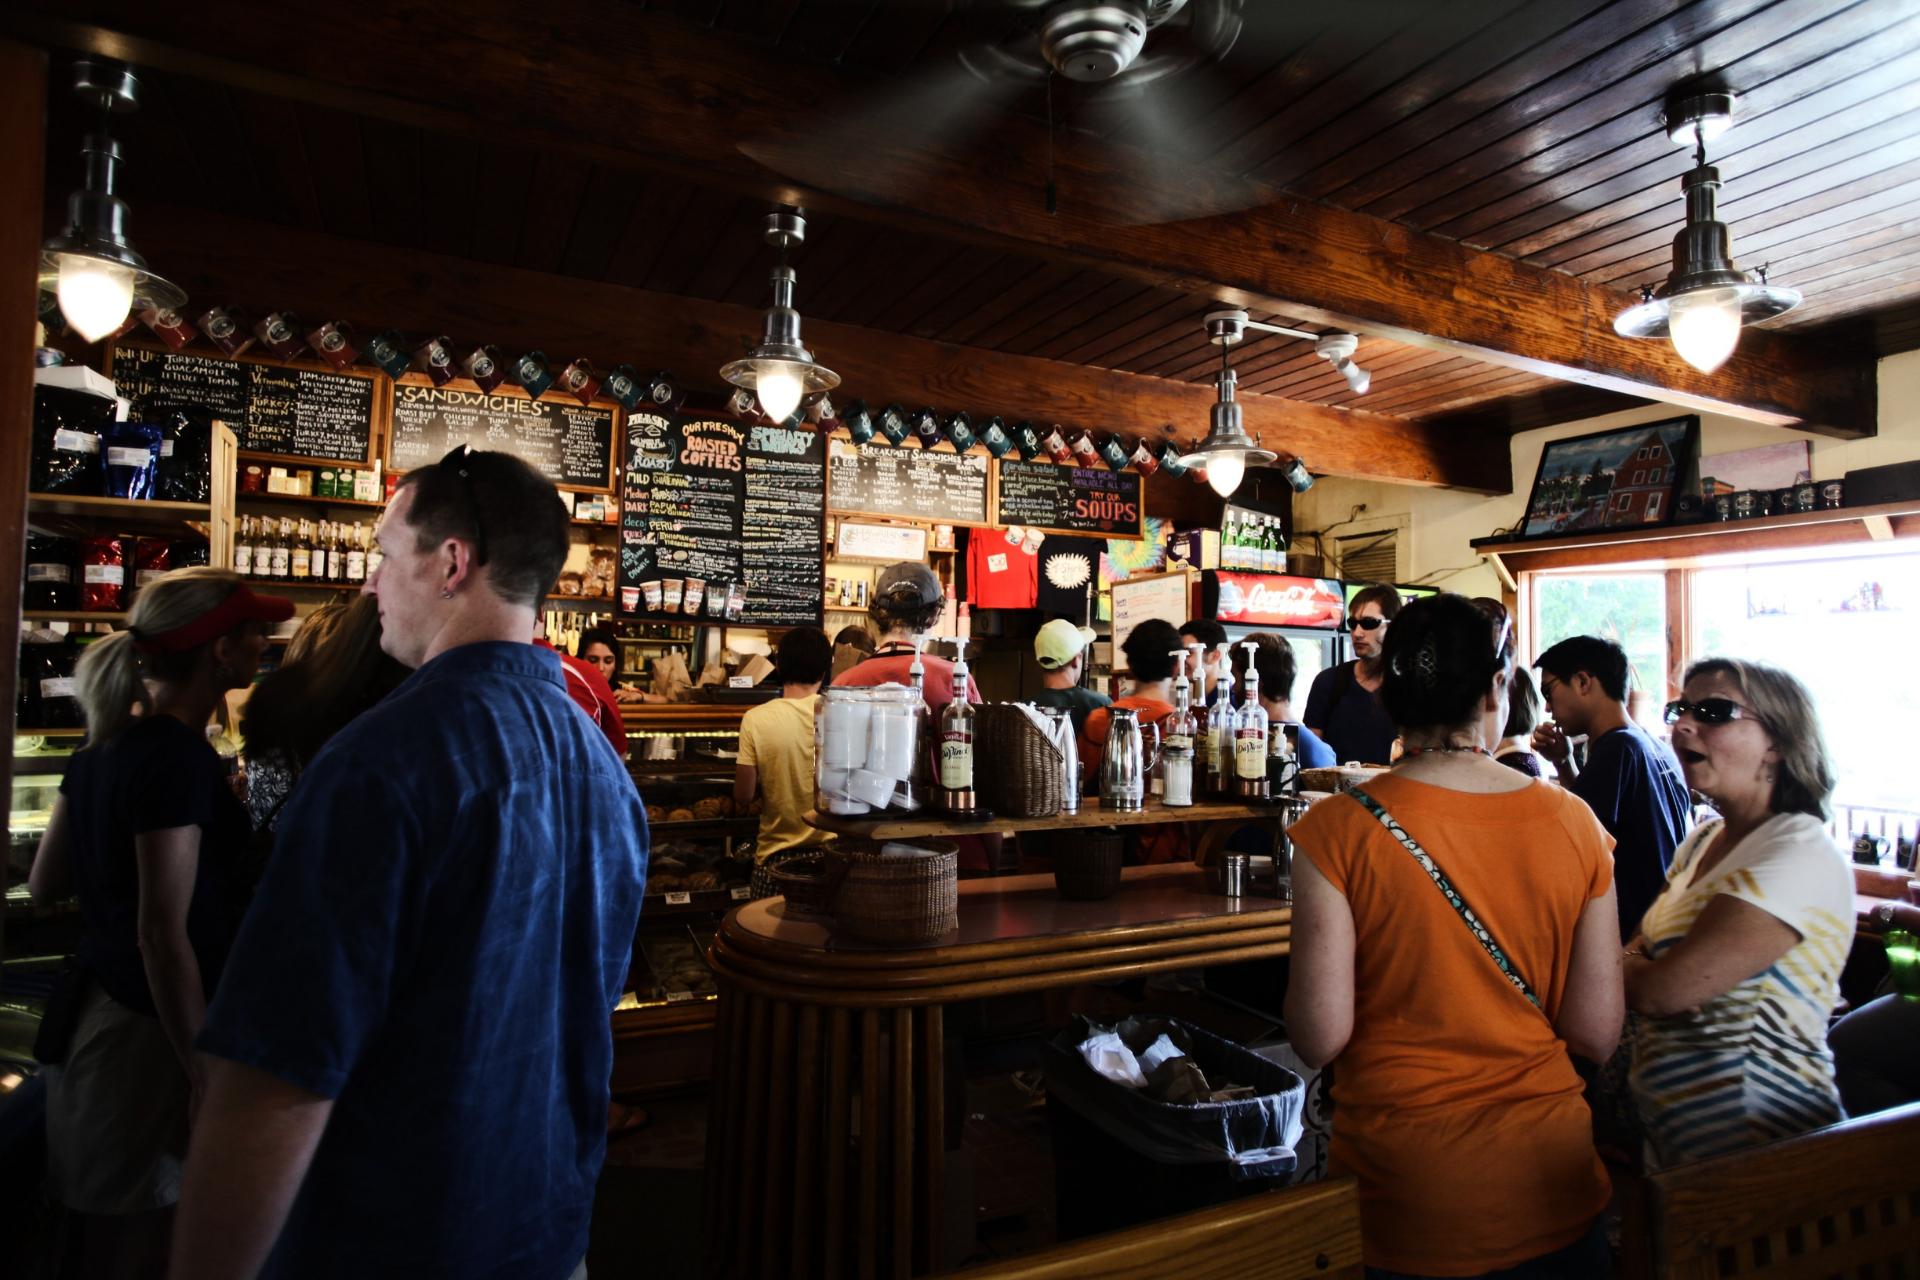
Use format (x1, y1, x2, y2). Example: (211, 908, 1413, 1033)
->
(827, 440, 990, 525)
(109, 344, 375, 463)
(620, 413, 826, 627)
(389, 381, 614, 489)
(996, 459, 1144, 539)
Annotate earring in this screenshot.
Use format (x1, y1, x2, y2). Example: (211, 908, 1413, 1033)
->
(441, 589, 454, 600)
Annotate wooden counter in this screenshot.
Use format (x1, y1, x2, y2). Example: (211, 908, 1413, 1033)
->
(806, 796, 1296, 841)
(702, 863, 1292, 1279)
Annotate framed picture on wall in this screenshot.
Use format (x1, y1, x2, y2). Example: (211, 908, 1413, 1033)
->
(1519, 415, 1699, 538)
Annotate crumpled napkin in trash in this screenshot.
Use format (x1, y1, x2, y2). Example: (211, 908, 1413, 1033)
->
(1076, 1030, 1148, 1088)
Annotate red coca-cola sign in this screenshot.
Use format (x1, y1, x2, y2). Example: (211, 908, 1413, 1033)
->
(1211, 571, 1346, 629)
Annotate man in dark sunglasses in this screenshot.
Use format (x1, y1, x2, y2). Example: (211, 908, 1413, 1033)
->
(1303, 583, 1403, 765)
(1534, 635, 1692, 942)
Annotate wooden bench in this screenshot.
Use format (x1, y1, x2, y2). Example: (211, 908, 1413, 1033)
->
(1643, 1100, 1920, 1279)
(956, 1178, 1363, 1279)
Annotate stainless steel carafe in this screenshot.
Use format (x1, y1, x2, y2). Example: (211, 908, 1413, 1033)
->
(1099, 707, 1159, 812)
(1039, 707, 1080, 815)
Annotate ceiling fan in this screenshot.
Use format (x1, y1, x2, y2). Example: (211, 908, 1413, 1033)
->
(737, 0, 1286, 227)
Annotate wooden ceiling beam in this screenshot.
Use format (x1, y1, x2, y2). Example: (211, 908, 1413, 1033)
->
(130, 208, 1505, 492)
(11, 1, 1876, 438)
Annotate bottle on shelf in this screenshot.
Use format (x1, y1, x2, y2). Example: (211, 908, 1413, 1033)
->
(311, 519, 331, 582)
(1205, 642, 1236, 797)
(1234, 640, 1269, 800)
(268, 518, 292, 582)
(1161, 649, 1196, 808)
(345, 522, 368, 585)
(365, 522, 383, 577)
(233, 516, 256, 578)
(290, 518, 313, 582)
(326, 522, 347, 583)
(935, 637, 979, 817)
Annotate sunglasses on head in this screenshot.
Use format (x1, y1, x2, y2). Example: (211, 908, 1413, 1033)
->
(1664, 698, 1758, 727)
(1347, 616, 1385, 632)
(441, 445, 490, 566)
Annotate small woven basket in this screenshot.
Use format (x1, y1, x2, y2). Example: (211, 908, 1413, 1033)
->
(832, 840, 959, 946)
(975, 704, 1065, 819)
(757, 850, 840, 920)
(1053, 828, 1125, 901)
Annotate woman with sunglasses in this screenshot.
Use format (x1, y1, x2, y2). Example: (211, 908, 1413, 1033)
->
(1626, 659, 1852, 1169)
(1286, 594, 1624, 1278)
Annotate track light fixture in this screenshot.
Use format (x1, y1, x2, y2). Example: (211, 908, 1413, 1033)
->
(37, 60, 185, 344)
(1314, 332, 1370, 394)
(720, 207, 839, 423)
(1613, 88, 1801, 374)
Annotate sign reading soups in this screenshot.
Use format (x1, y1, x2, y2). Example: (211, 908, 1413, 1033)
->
(995, 459, 1143, 539)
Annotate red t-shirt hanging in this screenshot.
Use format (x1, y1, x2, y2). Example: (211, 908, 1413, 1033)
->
(966, 528, 1039, 609)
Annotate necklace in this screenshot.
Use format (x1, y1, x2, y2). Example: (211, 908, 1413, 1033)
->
(1399, 743, 1492, 758)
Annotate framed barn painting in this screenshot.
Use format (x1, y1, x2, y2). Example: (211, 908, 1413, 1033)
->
(1520, 416, 1698, 538)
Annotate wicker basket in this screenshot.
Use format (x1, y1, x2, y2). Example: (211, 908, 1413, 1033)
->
(832, 840, 959, 946)
(975, 704, 1065, 819)
(1053, 828, 1125, 901)
(757, 850, 842, 920)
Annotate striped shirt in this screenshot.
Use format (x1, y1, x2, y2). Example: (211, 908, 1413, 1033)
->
(1630, 813, 1853, 1169)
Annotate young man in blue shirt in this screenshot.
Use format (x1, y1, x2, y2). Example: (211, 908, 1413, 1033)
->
(173, 447, 648, 1279)
(1534, 634, 1691, 942)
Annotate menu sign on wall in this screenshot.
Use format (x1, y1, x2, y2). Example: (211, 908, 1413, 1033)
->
(995, 459, 1144, 540)
(827, 439, 990, 526)
(619, 413, 826, 626)
(388, 381, 614, 489)
(1205, 571, 1346, 630)
(109, 344, 376, 464)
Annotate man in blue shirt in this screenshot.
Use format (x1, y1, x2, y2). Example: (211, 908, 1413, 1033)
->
(1533, 635, 1691, 942)
(173, 447, 648, 1279)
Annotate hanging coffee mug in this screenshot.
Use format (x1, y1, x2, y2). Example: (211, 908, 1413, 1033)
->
(463, 345, 506, 393)
(604, 364, 645, 410)
(308, 320, 360, 370)
(255, 312, 305, 360)
(513, 350, 555, 399)
(414, 335, 459, 387)
(141, 307, 197, 351)
(366, 330, 413, 379)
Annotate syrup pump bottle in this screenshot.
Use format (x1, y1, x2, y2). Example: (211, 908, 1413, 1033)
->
(1206, 642, 1236, 797)
(936, 637, 978, 817)
(900, 635, 932, 811)
(1234, 641, 1270, 800)
(1161, 649, 1197, 808)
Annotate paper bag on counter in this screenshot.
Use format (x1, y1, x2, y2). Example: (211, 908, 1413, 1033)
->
(650, 650, 692, 701)
(734, 653, 774, 687)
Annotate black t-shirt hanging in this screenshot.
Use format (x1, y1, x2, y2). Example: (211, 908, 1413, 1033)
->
(1036, 536, 1104, 621)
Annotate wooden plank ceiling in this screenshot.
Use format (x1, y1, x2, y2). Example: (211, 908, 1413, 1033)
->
(30, 0, 1920, 450)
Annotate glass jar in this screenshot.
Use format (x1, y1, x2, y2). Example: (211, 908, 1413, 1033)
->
(816, 683, 925, 816)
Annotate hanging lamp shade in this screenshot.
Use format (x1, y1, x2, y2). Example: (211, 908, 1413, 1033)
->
(1177, 365, 1275, 499)
(719, 209, 838, 421)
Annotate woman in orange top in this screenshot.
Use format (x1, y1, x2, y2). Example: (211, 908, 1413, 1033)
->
(1285, 595, 1625, 1279)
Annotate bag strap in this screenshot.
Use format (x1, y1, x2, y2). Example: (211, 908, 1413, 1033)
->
(1348, 788, 1542, 1010)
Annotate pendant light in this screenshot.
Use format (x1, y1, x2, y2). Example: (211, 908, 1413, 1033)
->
(37, 61, 185, 343)
(721, 206, 838, 423)
(1613, 89, 1800, 374)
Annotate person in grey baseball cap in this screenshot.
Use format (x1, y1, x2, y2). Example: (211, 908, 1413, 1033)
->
(834, 562, 976, 710)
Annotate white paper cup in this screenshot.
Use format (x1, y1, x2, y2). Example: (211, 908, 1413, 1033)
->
(824, 794, 873, 816)
(683, 578, 706, 615)
(867, 706, 918, 779)
(640, 580, 663, 611)
(621, 586, 640, 612)
(847, 769, 896, 808)
(818, 702, 871, 772)
(662, 578, 684, 611)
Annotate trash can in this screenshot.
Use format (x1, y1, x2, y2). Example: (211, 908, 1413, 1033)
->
(1042, 1015, 1306, 1239)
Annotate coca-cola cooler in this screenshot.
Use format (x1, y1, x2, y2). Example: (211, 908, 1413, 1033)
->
(1199, 570, 1347, 707)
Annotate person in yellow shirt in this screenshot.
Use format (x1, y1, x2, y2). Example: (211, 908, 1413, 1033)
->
(735, 626, 835, 863)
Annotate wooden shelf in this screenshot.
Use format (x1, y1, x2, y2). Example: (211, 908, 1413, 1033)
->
(569, 518, 618, 529)
(26, 493, 212, 535)
(1473, 498, 1920, 583)
(23, 609, 127, 622)
(238, 489, 385, 509)
(807, 797, 1289, 840)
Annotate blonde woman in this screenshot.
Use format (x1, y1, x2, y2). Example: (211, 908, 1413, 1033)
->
(29, 567, 292, 1271)
(1627, 658, 1853, 1169)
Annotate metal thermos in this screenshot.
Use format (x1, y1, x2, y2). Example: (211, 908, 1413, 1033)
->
(1040, 707, 1080, 815)
(1099, 707, 1154, 812)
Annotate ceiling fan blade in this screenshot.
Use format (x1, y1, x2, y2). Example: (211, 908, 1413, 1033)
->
(1074, 75, 1278, 225)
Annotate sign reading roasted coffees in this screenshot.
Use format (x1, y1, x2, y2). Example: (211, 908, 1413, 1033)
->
(388, 380, 615, 489)
(826, 439, 990, 526)
(1205, 571, 1347, 630)
(109, 344, 376, 464)
(619, 413, 826, 627)
(995, 459, 1144, 540)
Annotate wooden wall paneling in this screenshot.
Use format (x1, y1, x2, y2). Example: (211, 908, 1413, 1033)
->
(237, 92, 326, 232)
(139, 207, 1505, 488)
(1550, 150, 1920, 281)
(558, 166, 650, 281)
(0, 37, 46, 828)
(975, 273, 1134, 353)
(1372, 369, 1548, 418)
(866, 244, 992, 335)
(678, 194, 776, 305)
(810, 227, 949, 325)
(1762, 215, 1920, 288)
(1027, 281, 1166, 363)
(1203, 0, 1522, 179)
(1057, 293, 1202, 368)
(902, 253, 1037, 341)
(1358, 359, 1541, 414)
(514, 151, 593, 276)
(1585, 163, 1920, 287)
(1244, 0, 1615, 191)
(466, 146, 540, 268)
(601, 178, 692, 289)
(1782, 267, 1920, 328)
(940, 261, 1084, 348)
(1365, 0, 1888, 226)
(16, 2, 1879, 436)
(1466, 45, 1920, 254)
(360, 120, 427, 253)
(1422, 384, 1652, 436)
(1288, 0, 1672, 202)
(996, 276, 1144, 360)
(641, 185, 743, 299)
(411, 131, 482, 263)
